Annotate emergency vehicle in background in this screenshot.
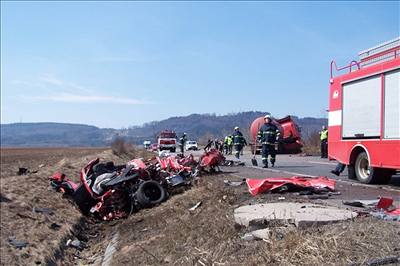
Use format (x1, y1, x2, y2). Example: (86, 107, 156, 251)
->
(250, 115, 303, 154)
(329, 37, 400, 184)
(157, 130, 177, 152)
(143, 140, 151, 149)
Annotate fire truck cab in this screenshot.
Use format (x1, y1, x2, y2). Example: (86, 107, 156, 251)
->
(329, 37, 400, 184)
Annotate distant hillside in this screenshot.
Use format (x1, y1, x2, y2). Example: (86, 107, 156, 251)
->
(0, 112, 327, 147)
(125, 112, 327, 144)
(0, 123, 116, 147)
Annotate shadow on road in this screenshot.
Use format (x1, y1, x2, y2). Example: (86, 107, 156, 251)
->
(389, 175, 400, 187)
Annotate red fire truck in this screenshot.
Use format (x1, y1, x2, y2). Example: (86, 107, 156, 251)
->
(157, 130, 177, 152)
(329, 37, 400, 184)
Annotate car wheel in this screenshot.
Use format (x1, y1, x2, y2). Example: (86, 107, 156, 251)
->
(135, 180, 166, 207)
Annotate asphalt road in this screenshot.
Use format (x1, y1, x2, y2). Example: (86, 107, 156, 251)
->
(212, 148, 399, 206)
(180, 148, 399, 209)
(221, 149, 399, 185)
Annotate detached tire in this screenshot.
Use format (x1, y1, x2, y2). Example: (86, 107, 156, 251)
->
(354, 152, 392, 184)
(136, 180, 166, 208)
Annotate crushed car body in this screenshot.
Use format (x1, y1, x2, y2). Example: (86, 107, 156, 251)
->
(50, 150, 227, 221)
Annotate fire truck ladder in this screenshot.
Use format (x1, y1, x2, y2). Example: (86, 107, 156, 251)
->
(330, 37, 400, 80)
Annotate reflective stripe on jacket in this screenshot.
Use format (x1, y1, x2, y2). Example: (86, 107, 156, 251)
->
(233, 131, 246, 145)
(257, 123, 280, 144)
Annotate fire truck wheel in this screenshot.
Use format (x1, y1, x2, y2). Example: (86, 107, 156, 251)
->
(347, 164, 356, 180)
(355, 152, 376, 183)
(354, 152, 392, 184)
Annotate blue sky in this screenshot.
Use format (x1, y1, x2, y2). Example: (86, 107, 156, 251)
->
(1, 1, 399, 128)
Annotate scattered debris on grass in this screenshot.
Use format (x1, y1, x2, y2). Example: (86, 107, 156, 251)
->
(223, 179, 245, 187)
(17, 167, 38, 175)
(0, 193, 12, 203)
(360, 256, 400, 266)
(189, 201, 202, 211)
(343, 197, 400, 222)
(8, 237, 28, 249)
(32, 207, 54, 215)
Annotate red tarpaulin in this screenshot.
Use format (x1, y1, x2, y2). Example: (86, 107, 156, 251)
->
(246, 176, 336, 196)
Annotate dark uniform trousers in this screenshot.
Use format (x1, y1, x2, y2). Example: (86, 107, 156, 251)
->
(262, 143, 276, 166)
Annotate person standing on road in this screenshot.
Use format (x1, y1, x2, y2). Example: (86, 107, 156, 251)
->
(319, 126, 328, 158)
(204, 139, 213, 151)
(214, 138, 220, 150)
(257, 114, 280, 168)
(232, 127, 247, 159)
(224, 136, 229, 155)
(228, 135, 233, 154)
(218, 139, 224, 153)
(179, 133, 187, 154)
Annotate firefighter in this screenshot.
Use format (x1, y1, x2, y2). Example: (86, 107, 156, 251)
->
(224, 136, 229, 154)
(204, 139, 213, 151)
(319, 126, 328, 158)
(228, 135, 233, 154)
(257, 114, 280, 168)
(214, 138, 220, 150)
(218, 139, 224, 153)
(179, 133, 187, 154)
(233, 127, 247, 159)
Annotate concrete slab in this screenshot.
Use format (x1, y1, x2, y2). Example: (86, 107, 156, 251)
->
(250, 227, 295, 240)
(250, 228, 272, 240)
(234, 202, 358, 228)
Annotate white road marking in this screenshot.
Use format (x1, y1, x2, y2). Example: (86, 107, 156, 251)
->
(335, 179, 400, 193)
(308, 161, 337, 166)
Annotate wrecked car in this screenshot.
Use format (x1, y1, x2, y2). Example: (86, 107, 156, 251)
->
(50, 149, 228, 221)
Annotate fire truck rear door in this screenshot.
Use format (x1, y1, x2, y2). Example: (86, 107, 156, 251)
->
(342, 75, 381, 139)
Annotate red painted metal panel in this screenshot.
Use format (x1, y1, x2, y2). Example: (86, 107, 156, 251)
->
(380, 74, 385, 141)
(328, 50, 400, 170)
(329, 79, 342, 111)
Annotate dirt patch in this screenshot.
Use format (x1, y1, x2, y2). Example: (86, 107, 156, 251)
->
(0, 147, 108, 179)
(0, 148, 113, 265)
